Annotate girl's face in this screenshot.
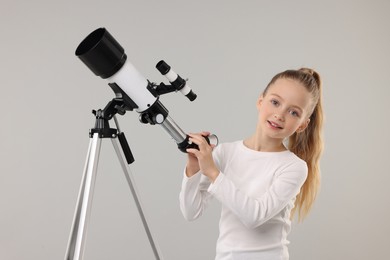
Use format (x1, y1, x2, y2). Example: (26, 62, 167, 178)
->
(257, 78, 312, 140)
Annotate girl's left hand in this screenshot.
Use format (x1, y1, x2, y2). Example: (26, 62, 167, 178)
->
(186, 133, 220, 182)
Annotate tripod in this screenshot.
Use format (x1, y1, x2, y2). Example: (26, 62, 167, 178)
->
(64, 100, 162, 260)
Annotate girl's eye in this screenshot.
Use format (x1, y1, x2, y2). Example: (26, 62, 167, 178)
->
(290, 110, 300, 117)
(270, 99, 279, 106)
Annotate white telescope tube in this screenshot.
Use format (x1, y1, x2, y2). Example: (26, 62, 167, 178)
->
(106, 61, 157, 113)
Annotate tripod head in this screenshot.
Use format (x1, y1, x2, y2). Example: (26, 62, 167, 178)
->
(89, 99, 135, 164)
(75, 27, 217, 153)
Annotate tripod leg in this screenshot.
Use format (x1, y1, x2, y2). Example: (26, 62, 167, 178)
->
(65, 133, 102, 260)
(111, 138, 163, 260)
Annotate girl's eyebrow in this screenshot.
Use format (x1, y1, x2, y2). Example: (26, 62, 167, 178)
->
(269, 93, 304, 113)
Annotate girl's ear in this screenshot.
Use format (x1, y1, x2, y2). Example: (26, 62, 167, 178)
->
(257, 95, 264, 110)
(296, 118, 310, 133)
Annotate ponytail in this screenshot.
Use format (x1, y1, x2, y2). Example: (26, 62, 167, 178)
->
(265, 68, 324, 221)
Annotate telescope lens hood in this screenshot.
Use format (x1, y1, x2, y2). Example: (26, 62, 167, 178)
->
(75, 28, 127, 79)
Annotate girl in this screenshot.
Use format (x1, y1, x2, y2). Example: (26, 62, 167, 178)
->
(179, 68, 323, 260)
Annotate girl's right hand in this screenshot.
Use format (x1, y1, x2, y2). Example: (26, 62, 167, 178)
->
(185, 131, 211, 177)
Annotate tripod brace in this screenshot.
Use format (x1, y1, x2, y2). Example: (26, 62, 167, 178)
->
(64, 100, 162, 260)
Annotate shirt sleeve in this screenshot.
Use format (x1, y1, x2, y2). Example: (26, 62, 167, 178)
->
(179, 171, 213, 221)
(179, 145, 223, 221)
(207, 160, 308, 228)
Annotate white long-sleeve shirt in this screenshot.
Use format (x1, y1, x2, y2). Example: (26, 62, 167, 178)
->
(180, 141, 307, 260)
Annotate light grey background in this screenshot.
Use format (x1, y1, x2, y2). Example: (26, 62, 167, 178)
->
(1, 0, 389, 259)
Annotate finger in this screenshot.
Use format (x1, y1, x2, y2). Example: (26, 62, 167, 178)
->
(189, 138, 210, 152)
(188, 136, 201, 146)
(186, 148, 200, 156)
(189, 131, 211, 137)
(188, 136, 205, 146)
(188, 133, 204, 139)
(189, 133, 209, 144)
(200, 131, 211, 136)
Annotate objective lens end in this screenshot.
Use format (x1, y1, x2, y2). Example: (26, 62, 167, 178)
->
(76, 28, 126, 79)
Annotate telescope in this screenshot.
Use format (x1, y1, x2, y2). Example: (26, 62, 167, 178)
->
(75, 27, 217, 153)
(65, 27, 217, 260)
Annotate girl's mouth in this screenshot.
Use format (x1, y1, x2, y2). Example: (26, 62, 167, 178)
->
(267, 120, 283, 129)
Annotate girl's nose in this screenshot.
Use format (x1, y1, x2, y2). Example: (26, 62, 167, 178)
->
(274, 113, 285, 121)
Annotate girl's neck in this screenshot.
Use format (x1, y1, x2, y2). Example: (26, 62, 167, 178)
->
(244, 133, 287, 152)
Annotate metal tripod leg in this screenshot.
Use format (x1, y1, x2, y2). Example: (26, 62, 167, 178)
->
(65, 133, 102, 260)
(111, 137, 162, 260)
(65, 133, 163, 260)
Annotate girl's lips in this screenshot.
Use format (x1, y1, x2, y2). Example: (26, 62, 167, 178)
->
(267, 120, 283, 129)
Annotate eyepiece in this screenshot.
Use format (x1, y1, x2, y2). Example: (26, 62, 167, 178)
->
(156, 60, 171, 75)
(186, 90, 197, 101)
(75, 28, 127, 79)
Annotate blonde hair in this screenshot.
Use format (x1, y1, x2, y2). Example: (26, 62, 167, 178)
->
(264, 68, 324, 221)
